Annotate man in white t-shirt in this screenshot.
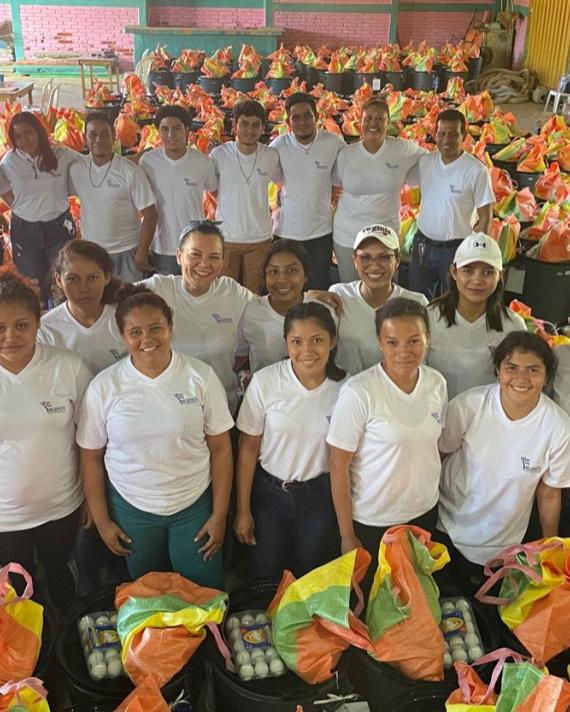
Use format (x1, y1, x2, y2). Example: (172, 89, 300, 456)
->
(140, 105, 217, 276)
(210, 100, 281, 293)
(70, 112, 157, 282)
(270, 92, 345, 290)
(409, 108, 494, 300)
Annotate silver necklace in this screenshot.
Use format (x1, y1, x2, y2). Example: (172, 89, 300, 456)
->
(89, 155, 114, 188)
(236, 145, 258, 185)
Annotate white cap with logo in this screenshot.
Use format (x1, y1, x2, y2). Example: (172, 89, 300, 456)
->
(354, 224, 400, 252)
(453, 233, 503, 272)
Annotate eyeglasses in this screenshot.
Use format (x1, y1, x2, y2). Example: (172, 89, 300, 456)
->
(355, 252, 396, 266)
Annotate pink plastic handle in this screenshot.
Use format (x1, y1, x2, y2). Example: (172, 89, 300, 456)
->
(0, 677, 48, 698)
(0, 562, 34, 605)
(475, 560, 543, 605)
(457, 648, 528, 704)
(207, 622, 236, 673)
(352, 574, 365, 619)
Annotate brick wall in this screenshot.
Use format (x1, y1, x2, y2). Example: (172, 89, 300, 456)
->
(20, 5, 138, 69)
(397, 10, 476, 46)
(148, 6, 265, 28)
(0, 3, 10, 22)
(273, 10, 391, 48)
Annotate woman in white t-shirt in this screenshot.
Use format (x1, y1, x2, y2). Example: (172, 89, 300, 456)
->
(0, 112, 80, 306)
(332, 98, 424, 282)
(236, 239, 337, 375)
(427, 232, 526, 399)
(77, 285, 234, 587)
(438, 331, 570, 589)
(140, 220, 253, 414)
(330, 223, 428, 375)
(328, 297, 447, 594)
(235, 302, 345, 579)
(39, 240, 126, 374)
(0, 269, 92, 608)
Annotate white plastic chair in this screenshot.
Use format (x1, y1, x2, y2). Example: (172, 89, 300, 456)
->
(27, 78, 53, 112)
(544, 89, 570, 113)
(48, 82, 61, 110)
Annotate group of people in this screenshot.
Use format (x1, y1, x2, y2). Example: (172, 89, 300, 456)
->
(0, 91, 569, 610)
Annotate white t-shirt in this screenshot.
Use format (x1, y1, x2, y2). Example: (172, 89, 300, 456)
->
(0, 146, 81, 221)
(553, 345, 570, 417)
(141, 274, 253, 413)
(329, 281, 428, 374)
(0, 344, 92, 531)
(139, 147, 217, 256)
(427, 305, 527, 400)
(327, 364, 447, 526)
(332, 138, 424, 247)
(235, 293, 337, 374)
(417, 152, 494, 241)
(438, 384, 570, 565)
(76, 350, 234, 516)
(70, 154, 156, 253)
(270, 130, 344, 240)
(210, 142, 282, 244)
(38, 302, 127, 375)
(237, 359, 345, 481)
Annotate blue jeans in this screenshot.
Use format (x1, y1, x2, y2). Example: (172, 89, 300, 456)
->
(250, 465, 340, 580)
(408, 231, 463, 300)
(107, 485, 224, 589)
(276, 233, 332, 290)
(11, 210, 75, 307)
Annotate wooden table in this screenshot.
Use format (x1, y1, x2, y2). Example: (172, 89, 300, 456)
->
(77, 56, 121, 99)
(0, 81, 34, 106)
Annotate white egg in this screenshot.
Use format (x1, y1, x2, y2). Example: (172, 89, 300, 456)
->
(79, 615, 94, 632)
(468, 646, 484, 661)
(449, 635, 464, 649)
(89, 661, 107, 679)
(452, 648, 468, 662)
(109, 613, 118, 625)
(238, 663, 254, 681)
(87, 650, 104, 666)
(235, 651, 251, 666)
(250, 649, 265, 663)
(226, 616, 241, 632)
(269, 658, 285, 674)
(464, 633, 480, 648)
(255, 613, 269, 624)
(264, 646, 278, 661)
(106, 658, 123, 678)
(443, 652, 453, 669)
(103, 648, 119, 661)
(232, 640, 246, 654)
(441, 602, 456, 613)
(240, 614, 255, 626)
(462, 611, 473, 624)
(254, 661, 269, 678)
(455, 598, 470, 611)
(95, 615, 110, 626)
(230, 629, 242, 644)
(465, 622, 475, 634)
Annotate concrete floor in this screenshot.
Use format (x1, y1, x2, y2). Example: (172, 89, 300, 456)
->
(8, 71, 559, 134)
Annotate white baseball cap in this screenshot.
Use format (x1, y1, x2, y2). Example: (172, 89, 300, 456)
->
(354, 224, 400, 252)
(454, 233, 503, 271)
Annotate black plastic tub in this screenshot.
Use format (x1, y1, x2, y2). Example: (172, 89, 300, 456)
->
(63, 704, 115, 712)
(491, 157, 519, 178)
(353, 72, 378, 90)
(205, 582, 353, 712)
(231, 76, 259, 92)
(520, 255, 570, 324)
(173, 70, 200, 92)
(306, 66, 321, 89)
(321, 71, 350, 94)
(412, 71, 434, 91)
(267, 76, 293, 95)
(382, 70, 404, 90)
(512, 169, 544, 193)
(56, 585, 195, 705)
(348, 579, 501, 712)
(383, 687, 450, 712)
(147, 70, 174, 92)
(440, 70, 469, 88)
(484, 142, 510, 157)
(468, 57, 484, 80)
(294, 60, 307, 80)
(198, 76, 229, 95)
(35, 605, 57, 681)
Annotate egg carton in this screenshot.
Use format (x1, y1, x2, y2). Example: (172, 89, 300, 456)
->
(77, 609, 126, 681)
(224, 609, 287, 681)
(440, 597, 485, 670)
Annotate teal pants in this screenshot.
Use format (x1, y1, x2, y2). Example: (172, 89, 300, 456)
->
(108, 485, 224, 589)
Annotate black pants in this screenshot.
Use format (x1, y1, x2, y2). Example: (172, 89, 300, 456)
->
(274, 233, 333, 290)
(354, 504, 439, 602)
(0, 508, 81, 609)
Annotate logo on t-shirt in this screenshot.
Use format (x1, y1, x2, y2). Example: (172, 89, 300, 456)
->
(325, 415, 332, 423)
(313, 161, 328, 170)
(384, 162, 399, 169)
(521, 456, 541, 474)
(211, 313, 233, 325)
(184, 178, 197, 186)
(109, 348, 126, 360)
(431, 411, 442, 424)
(40, 400, 66, 414)
(449, 184, 464, 194)
(174, 393, 199, 406)
(107, 179, 121, 188)
(256, 169, 268, 177)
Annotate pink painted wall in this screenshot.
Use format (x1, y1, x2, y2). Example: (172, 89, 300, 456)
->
(148, 6, 265, 29)
(273, 10, 391, 48)
(0, 4, 10, 22)
(20, 5, 138, 69)
(397, 10, 476, 46)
